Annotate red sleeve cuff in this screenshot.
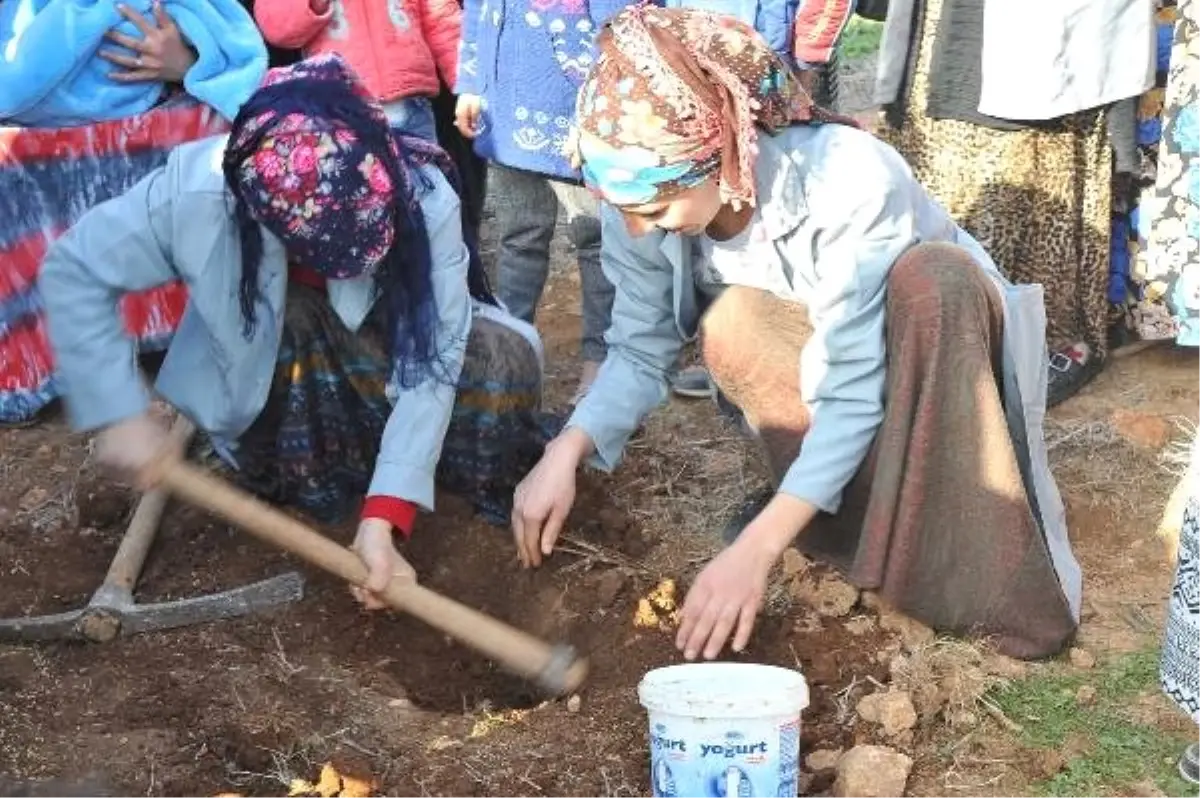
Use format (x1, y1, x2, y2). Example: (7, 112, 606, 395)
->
(362, 496, 418, 538)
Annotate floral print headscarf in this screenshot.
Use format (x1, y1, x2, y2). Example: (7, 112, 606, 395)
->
(572, 5, 851, 207)
(228, 54, 398, 279)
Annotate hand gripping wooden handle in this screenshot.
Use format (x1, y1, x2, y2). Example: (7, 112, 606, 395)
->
(105, 415, 198, 590)
(159, 460, 588, 695)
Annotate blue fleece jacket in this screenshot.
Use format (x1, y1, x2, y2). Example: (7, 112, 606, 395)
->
(0, 0, 267, 127)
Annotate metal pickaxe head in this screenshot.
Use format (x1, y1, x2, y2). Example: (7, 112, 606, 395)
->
(0, 571, 305, 643)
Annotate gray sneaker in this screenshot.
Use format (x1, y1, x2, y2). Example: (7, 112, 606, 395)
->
(1180, 742, 1199, 786)
(672, 365, 716, 399)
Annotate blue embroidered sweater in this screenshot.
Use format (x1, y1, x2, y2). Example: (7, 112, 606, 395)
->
(455, 0, 631, 180)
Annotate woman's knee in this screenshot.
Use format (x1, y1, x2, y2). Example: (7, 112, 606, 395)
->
(700, 286, 809, 383)
(888, 242, 1000, 317)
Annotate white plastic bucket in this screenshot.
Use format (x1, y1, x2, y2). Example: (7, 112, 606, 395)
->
(638, 663, 810, 798)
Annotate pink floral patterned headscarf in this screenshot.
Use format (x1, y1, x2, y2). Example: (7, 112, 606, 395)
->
(572, 5, 853, 207)
(227, 54, 398, 278)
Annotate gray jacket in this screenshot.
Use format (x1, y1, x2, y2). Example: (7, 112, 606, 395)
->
(567, 123, 1082, 619)
(40, 134, 473, 511)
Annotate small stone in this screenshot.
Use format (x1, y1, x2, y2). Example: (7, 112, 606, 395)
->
(833, 745, 913, 797)
(35, 445, 52, 457)
(878, 610, 935, 650)
(18, 487, 49, 512)
(566, 694, 582, 713)
(982, 653, 1029, 680)
(805, 747, 843, 772)
(856, 691, 918, 737)
(946, 709, 979, 729)
(1034, 749, 1066, 778)
(592, 570, 628, 608)
(387, 698, 411, 708)
(844, 615, 876, 636)
(792, 614, 824, 633)
(888, 653, 909, 680)
(860, 591, 883, 611)
(1075, 684, 1097, 706)
(1112, 409, 1172, 450)
(781, 548, 811, 578)
(793, 574, 859, 617)
(1068, 647, 1096, 669)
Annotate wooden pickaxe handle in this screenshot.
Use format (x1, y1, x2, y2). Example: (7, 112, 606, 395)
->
(103, 415, 198, 590)
(158, 460, 588, 696)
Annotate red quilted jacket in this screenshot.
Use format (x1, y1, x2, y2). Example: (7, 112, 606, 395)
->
(255, 0, 460, 102)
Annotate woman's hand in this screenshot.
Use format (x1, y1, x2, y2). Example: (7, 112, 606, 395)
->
(96, 412, 178, 490)
(454, 94, 483, 139)
(511, 427, 592, 568)
(675, 537, 775, 660)
(100, 2, 197, 84)
(676, 493, 818, 659)
(350, 519, 416, 610)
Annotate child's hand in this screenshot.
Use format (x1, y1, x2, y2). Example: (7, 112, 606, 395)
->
(349, 519, 416, 610)
(455, 94, 483, 139)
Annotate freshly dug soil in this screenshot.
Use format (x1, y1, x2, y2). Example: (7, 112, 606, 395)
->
(0, 440, 893, 796)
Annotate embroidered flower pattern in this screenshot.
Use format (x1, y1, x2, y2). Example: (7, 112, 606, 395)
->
(1130, 2, 1198, 346)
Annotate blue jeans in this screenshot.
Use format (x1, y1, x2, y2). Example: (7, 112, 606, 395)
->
(381, 97, 437, 140)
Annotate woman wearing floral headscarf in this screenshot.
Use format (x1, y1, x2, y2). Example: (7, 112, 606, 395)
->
(512, 6, 1082, 660)
(40, 54, 547, 609)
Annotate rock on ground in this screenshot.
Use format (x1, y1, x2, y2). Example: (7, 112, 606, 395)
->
(805, 747, 843, 772)
(856, 691, 918, 737)
(792, 574, 859, 617)
(1069, 647, 1097, 669)
(833, 745, 913, 797)
(878, 610, 935, 650)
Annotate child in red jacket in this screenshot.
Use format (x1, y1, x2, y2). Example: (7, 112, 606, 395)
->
(254, 0, 459, 138)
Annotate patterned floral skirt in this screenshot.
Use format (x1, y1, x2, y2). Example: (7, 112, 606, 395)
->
(231, 285, 550, 525)
(1121, 0, 1199, 346)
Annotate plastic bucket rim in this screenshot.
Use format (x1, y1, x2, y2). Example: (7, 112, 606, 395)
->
(638, 662, 810, 718)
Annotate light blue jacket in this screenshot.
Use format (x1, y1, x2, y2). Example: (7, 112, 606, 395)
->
(39, 135, 472, 511)
(568, 123, 1083, 620)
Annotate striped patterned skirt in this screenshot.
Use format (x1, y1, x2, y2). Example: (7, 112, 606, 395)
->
(232, 285, 550, 525)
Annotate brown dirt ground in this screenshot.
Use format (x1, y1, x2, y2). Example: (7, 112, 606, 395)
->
(1, 255, 1197, 796)
(0, 262, 898, 798)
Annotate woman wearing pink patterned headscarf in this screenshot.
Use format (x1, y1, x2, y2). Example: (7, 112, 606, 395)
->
(513, 6, 1083, 664)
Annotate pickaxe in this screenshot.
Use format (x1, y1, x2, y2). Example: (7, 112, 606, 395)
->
(0, 416, 304, 643)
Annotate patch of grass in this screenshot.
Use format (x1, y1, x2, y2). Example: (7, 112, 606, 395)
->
(838, 17, 883, 61)
(991, 648, 1196, 796)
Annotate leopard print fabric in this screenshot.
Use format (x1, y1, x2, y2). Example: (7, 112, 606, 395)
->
(877, 0, 1114, 356)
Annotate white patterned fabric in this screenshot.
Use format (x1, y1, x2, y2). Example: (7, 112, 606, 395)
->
(1162, 490, 1200, 724)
